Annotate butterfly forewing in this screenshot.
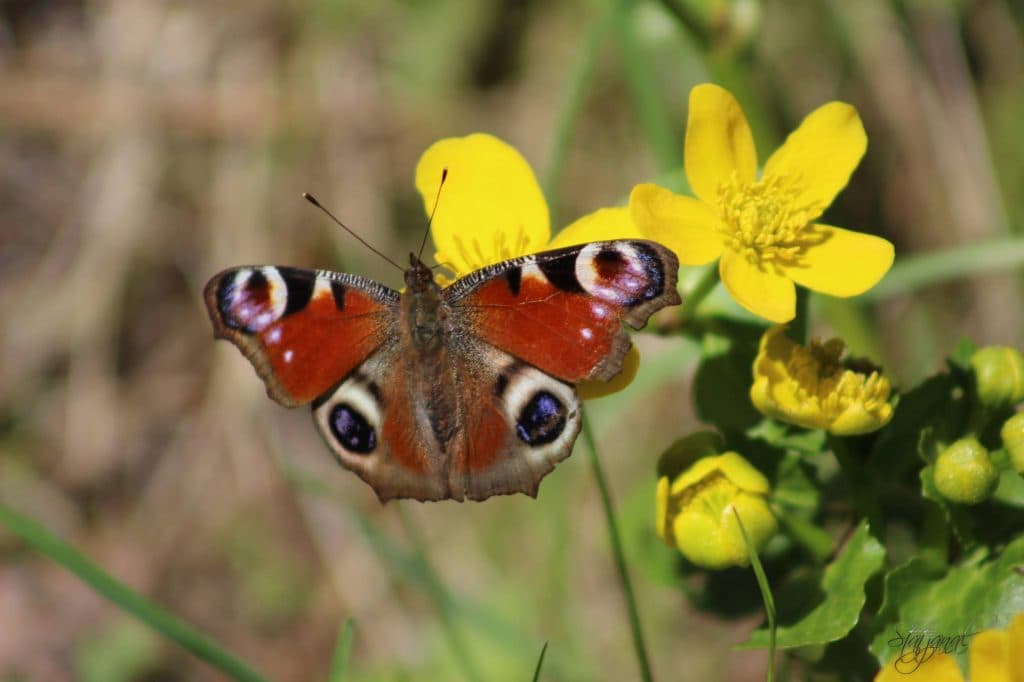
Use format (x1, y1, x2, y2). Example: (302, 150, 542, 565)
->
(204, 266, 398, 406)
(445, 240, 680, 382)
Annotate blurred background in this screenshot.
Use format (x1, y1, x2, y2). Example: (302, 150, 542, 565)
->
(1, 0, 1022, 680)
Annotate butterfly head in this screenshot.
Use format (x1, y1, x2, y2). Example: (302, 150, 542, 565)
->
(405, 253, 437, 293)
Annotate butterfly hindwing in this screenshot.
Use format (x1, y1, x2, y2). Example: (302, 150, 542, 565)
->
(446, 240, 680, 383)
(204, 266, 398, 406)
(312, 335, 582, 502)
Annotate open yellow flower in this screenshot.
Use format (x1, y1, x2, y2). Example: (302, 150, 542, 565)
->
(630, 83, 894, 323)
(414, 133, 643, 399)
(874, 613, 1024, 681)
(656, 450, 777, 569)
(751, 326, 893, 435)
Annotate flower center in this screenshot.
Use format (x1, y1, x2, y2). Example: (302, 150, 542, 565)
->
(785, 337, 891, 419)
(716, 173, 822, 268)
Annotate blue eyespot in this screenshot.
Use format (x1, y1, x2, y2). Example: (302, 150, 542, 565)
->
(516, 391, 566, 446)
(329, 403, 376, 454)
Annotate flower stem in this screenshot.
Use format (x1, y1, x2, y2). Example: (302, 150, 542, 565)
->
(828, 436, 884, 535)
(581, 417, 655, 682)
(679, 264, 720, 323)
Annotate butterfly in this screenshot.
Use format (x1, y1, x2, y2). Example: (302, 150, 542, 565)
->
(204, 239, 680, 502)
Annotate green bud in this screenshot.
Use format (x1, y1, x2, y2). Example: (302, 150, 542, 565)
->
(970, 346, 1024, 408)
(933, 437, 998, 505)
(1001, 413, 1024, 474)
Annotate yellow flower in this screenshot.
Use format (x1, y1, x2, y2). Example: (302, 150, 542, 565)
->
(874, 613, 1024, 681)
(630, 83, 894, 323)
(656, 448, 777, 569)
(414, 133, 644, 399)
(751, 326, 893, 435)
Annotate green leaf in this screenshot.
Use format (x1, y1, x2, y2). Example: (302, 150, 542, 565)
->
(868, 535, 1024, 669)
(871, 371, 968, 481)
(991, 449, 1024, 507)
(742, 521, 885, 649)
(692, 320, 765, 431)
(771, 451, 820, 510)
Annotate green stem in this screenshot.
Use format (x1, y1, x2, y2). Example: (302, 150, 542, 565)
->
(0, 504, 269, 682)
(829, 437, 884, 535)
(581, 417, 654, 682)
(772, 506, 834, 563)
(397, 505, 484, 682)
(543, 9, 613, 222)
(678, 264, 720, 323)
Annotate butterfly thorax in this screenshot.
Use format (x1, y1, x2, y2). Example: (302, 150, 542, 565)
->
(402, 254, 446, 354)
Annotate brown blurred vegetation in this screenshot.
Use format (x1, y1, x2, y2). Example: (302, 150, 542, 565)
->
(0, 0, 1021, 680)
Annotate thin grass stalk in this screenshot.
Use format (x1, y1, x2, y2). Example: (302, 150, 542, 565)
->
(733, 508, 777, 682)
(329, 618, 356, 682)
(581, 417, 655, 682)
(0, 503, 269, 682)
(531, 641, 549, 682)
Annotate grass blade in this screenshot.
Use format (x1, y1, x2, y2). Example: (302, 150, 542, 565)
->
(734, 508, 776, 682)
(328, 618, 355, 682)
(0, 503, 269, 682)
(531, 641, 549, 682)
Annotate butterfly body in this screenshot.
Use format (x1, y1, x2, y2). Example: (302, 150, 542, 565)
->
(205, 240, 680, 502)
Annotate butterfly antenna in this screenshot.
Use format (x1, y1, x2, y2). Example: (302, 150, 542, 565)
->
(302, 193, 404, 272)
(417, 167, 448, 262)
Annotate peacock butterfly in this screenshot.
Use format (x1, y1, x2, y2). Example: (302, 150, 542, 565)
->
(204, 200, 681, 502)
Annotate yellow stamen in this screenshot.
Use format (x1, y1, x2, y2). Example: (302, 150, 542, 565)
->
(716, 173, 824, 268)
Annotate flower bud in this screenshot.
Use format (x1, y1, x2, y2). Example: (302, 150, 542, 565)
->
(750, 326, 893, 435)
(970, 346, 1024, 408)
(1000, 413, 1024, 474)
(656, 451, 777, 569)
(933, 437, 998, 505)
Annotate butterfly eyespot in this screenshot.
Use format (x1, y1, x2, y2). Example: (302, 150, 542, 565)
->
(329, 403, 377, 454)
(515, 391, 567, 446)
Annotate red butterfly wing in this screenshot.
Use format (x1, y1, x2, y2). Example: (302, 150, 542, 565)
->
(204, 266, 398, 406)
(446, 240, 680, 383)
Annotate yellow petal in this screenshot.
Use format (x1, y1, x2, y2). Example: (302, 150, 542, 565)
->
(629, 183, 725, 265)
(968, 629, 1010, 682)
(719, 250, 796, 323)
(415, 134, 550, 278)
(874, 653, 964, 682)
(655, 476, 673, 546)
(1009, 613, 1024, 681)
(685, 84, 758, 206)
(829, 399, 893, 436)
(577, 344, 641, 400)
(763, 102, 867, 219)
(782, 223, 894, 297)
(548, 206, 640, 249)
